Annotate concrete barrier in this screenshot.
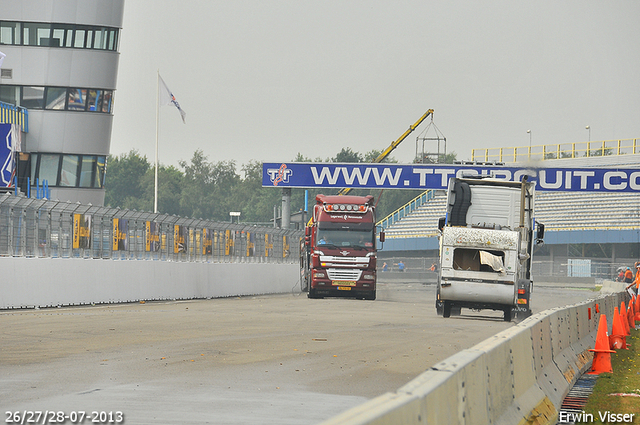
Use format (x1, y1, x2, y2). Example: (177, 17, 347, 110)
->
(320, 290, 627, 425)
(600, 279, 631, 293)
(0, 257, 300, 309)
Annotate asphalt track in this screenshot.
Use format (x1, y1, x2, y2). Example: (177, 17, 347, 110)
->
(0, 282, 599, 424)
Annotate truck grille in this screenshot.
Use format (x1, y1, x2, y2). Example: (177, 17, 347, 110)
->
(327, 269, 362, 281)
(319, 255, 370, 265)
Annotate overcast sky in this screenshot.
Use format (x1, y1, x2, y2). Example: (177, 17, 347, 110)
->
(110, 1, 640, 170)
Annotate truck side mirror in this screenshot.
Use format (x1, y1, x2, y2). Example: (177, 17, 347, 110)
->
(305, 227, 311, 246)
(379, 231, 385, 243)
(536, 223, 545, 244)
(438, 217, 446, 231)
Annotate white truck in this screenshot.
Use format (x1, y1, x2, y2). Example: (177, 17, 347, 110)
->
(436, 175, 544, 322)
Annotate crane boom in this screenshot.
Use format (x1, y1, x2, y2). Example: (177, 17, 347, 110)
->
(338, 109, 434, 196)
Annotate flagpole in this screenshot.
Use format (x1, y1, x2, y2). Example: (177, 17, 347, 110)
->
(154, 70, 159, 213)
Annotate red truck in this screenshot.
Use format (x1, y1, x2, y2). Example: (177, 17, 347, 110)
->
(300, 194, 382, 300)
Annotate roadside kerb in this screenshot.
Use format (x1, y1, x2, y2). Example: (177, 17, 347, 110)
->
(320, 291, 626, 425)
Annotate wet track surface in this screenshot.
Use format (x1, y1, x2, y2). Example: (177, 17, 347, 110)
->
(0, 282, 599, 424)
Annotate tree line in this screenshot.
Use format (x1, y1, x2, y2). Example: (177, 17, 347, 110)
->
(104, 148, 456, 225)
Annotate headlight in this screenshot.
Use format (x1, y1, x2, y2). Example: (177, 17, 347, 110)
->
(313, 272, 326, 278)
(363, 274, 375, 280)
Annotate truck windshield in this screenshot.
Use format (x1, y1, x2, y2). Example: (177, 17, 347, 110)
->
(316, 229, 374, 249)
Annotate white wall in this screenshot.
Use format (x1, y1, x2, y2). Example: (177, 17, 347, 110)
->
(0, 257, 300, 309)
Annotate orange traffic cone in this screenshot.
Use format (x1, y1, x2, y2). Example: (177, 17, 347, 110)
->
(589, 314, 615, 374)
(621, 301, 631, 336)
(629, 298, 636, 330)
(610, 307, 627, 350)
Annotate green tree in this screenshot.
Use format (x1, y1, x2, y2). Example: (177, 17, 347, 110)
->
(104, 148, 443, 226)
(363, 149, 397, 163)
(179, 150, 240, 221)
(332, 147, 363, 163)
(104, 150, 151, 210)
(233, 160, 281, 223)
(293, 152, 312, 162)
(138, 165, 184, 215)
(413, 151, 457, 164)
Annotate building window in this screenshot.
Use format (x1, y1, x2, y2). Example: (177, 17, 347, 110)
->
(52, 24, 74, 48)
(67, 88, 87, 111)
(38, 154, 61, 186)
(0, 85, 19, 105)
(22, 86, 45, 109)
(0, 21, 20, 45)
(60, 155, 79, 187)
(45, 87, 67, 110)
(1, 85, 113, 114)
(87, 90, 102, 112)
(79, 156, 96, 187)
(74, 28, 86, 48)
(95, 156, 106, 188)
(108, 29, 118, 51)
(23, 22, 55, 46)
(0, 21, 119, 51)
(102, 91, 113, 113)
(31, 153, 107, 189)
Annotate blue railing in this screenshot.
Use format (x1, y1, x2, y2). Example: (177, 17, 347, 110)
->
(0, 101, 29, 133)
(377, 189, 437, 230)
(11, 176, 50, 199)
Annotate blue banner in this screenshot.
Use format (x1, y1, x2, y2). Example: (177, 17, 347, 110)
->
(262, 162, 640, 192)
(0, 123, 14, 188)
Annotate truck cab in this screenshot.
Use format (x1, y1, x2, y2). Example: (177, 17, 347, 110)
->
(436, 176, 543, 322)
(301, 194, 378, 300)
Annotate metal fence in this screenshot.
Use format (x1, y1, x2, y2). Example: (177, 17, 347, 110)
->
(0, 192, 302, 263)
(471, 138, 640, 163)
(0, 101, 29, 133)
(380, 255, 635, 282)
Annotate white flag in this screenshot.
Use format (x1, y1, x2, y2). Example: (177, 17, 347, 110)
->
(158, 74, 186, 124)
(0, 51, 6, 68)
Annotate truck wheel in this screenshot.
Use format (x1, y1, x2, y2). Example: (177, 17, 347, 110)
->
(436, 301, 443, 316)
(503, 308, 512, 322)
(443, 302, 452, 318)
(365, 292, 376, 301)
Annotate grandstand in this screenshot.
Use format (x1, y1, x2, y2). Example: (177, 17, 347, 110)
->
(382, 190, 640, 239)
(378, 147, 640, 279)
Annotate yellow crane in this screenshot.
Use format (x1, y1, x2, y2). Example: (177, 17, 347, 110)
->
(337, 109, 434, 196)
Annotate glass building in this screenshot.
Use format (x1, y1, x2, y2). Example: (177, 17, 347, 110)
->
(0, 0, 124, 205)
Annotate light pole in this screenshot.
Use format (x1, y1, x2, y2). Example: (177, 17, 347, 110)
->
(585, 125, 590, 141)
(527, 129, 531, 155)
